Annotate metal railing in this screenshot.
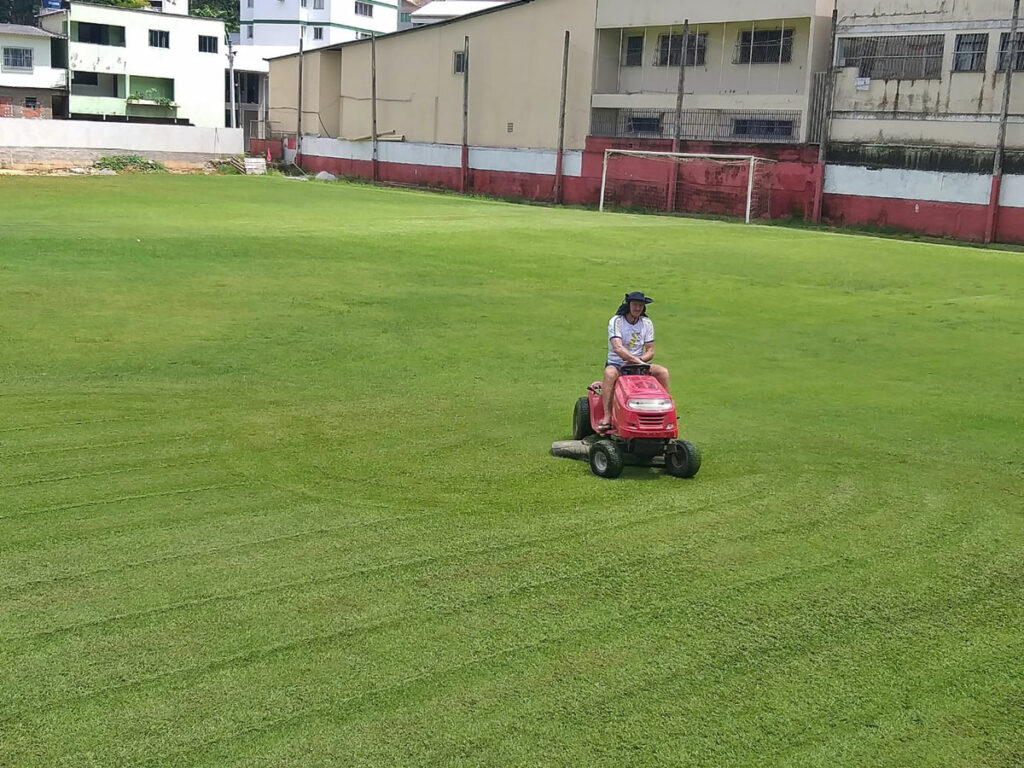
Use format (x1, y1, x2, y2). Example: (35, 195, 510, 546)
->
(590, 108, 803, 144)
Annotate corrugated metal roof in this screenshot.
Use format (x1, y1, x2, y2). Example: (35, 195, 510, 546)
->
(0, 23, 63, 38)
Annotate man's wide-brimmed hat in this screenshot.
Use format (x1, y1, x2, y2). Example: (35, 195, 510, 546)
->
(624, 291, 654, 304)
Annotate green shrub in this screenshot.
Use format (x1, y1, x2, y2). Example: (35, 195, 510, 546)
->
(94, 155, 167, 173)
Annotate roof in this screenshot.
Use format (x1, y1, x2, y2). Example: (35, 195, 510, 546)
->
(62, 0, 226, 23)
(266, 0, 532, 61)
(0, 22, 63, 38)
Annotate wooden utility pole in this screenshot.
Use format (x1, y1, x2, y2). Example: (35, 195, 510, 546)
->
(554, 30, 570, 204)
(986, 0, 1022, 242)
(461, 35, 470, 192)
(371, 32, 379, 183)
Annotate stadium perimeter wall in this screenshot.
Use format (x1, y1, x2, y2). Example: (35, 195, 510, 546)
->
(254, 134, 1024, 244)
(0, 121, 244, 169)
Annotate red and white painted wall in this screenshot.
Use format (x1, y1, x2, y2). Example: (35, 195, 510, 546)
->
(250, 134, 1024, 245)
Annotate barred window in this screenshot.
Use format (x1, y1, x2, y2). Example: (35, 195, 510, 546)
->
(838, 35, 944, 80)
(736, 29, 793, 64)
(998, 32, 1024, 71)
(656, 32, 707, 67)
(354, 1, 372, 16)
(2, 47, 33, 70)
(953, 33, 988, 72)
(626, 114, 662, 136)
(623, 35, 643, 67)
(734, 118, 793, 138)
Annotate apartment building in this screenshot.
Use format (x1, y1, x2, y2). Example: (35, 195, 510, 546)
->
(240, 0, 398, 48)
(830, 0, 1024, 150)
(39, 1, 227, 127)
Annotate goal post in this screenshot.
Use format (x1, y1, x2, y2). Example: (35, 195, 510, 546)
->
(599, 149, 777, 223)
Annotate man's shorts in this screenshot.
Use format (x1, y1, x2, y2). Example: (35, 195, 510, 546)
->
(605, 361, 623, 371)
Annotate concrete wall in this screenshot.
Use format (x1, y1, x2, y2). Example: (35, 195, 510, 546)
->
(0, 118, 242, 167)
(822, 160, 1024, 242)
(269, 0, 598, 149)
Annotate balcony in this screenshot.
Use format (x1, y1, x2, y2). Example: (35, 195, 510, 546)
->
(69, 94, 126, 116)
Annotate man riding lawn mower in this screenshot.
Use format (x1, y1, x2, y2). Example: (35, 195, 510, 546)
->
(553, 291, 701, 479)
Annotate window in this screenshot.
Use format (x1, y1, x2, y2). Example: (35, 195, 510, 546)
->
(150, 0, 163, 9)
(453, 49, 466, 74)
(623, 35, 643, 67)
(399, 11, 410, 22)
(953, 33, 988, 72)
(733, 118, 793, 138)
(736, 28, 794, 64)
(656, 32, 707, 67)
(355, 1, 372, 16)
(198, 35, 218, 52)
(838, 35, 944, 79)
(246, 0, 253, 7)
(626, 114, 662, 135)
(24, 96, 38, 108)
(246, 25, 253, 39)
(313, 0, 324, 8)
(72, 70, 98, 85)
(313, 26, 323, 39)
(149, 29, 170, 48)
(2, 47, 33, 70)
(998, 32, 1024, 71)
(357, 32, 372, 39)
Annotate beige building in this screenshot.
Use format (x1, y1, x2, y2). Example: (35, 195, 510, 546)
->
(591, 0, 834, 143)
(269, 0, 598, 151)
(267, 0, 838, 151)
(831, 0, 1024, 149)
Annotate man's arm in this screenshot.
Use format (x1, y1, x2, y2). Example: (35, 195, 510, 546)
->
(610, 337, 644, 364)
(641, 342, 655, 363)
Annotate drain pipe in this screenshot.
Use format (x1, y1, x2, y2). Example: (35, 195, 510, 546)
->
(986, 0, 1021, 243)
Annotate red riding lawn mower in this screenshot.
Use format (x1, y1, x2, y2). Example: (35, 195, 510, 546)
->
(571, 362, 701, 479)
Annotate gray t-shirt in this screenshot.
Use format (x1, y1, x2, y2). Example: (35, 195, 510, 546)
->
(607, 314, 654, 365)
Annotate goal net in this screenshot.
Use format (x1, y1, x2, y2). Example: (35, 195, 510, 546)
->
(599, 150, 776, 223)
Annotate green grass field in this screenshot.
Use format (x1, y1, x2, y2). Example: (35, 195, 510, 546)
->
(1, 175, 1021, 767)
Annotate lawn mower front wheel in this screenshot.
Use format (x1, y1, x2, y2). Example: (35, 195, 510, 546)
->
(665, 439, 701, 478)
(589, 439, 624, 479)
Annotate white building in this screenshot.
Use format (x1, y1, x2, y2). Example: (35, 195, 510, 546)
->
(408, 0, 514, 27)
(40, 1, 227, 128)
(0, 23, 67, 118)
(239, 0, 398, 48)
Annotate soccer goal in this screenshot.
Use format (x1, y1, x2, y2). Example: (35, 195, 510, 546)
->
(599, 150, 777, 223)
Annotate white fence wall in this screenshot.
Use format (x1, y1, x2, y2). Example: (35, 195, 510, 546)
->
(299, 137, 584, 177)
(0, 120, 243, 157)
(825, 164, 1024, 209)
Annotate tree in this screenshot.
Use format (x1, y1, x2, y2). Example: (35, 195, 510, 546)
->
(0, 0, 40, 25)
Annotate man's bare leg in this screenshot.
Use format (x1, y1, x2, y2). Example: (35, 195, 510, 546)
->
(600, 365, 620, 431)
(650, 364, 670, 394)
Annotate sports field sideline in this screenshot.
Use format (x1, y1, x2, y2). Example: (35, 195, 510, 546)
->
(1, 174, 1021, 766)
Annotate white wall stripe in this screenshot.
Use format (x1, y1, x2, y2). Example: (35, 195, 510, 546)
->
(299, 137, 583, 177)
(824, 165, 991, 206)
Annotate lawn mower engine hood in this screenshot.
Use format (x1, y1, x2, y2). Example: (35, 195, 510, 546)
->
(603, 373, 678, 439)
